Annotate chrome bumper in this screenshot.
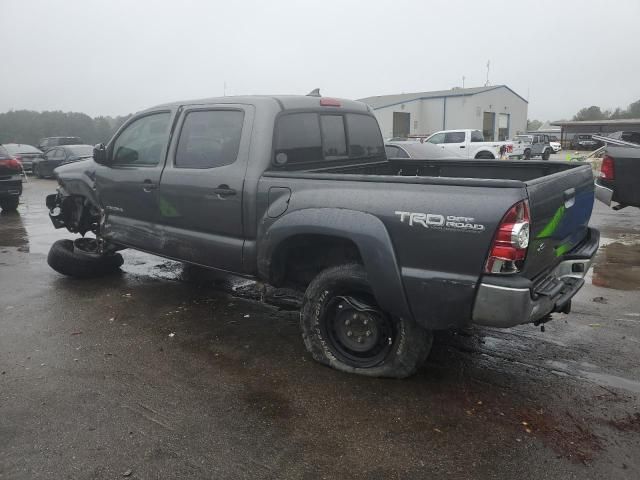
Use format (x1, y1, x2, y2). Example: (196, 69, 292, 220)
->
(472, 257, 594, 328)
(595, 182, 613, 206)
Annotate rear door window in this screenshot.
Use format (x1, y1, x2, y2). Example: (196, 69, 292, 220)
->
(470, 130, 484, 142)
(175, 110, 244, 169)
(444, 131, 466, 143)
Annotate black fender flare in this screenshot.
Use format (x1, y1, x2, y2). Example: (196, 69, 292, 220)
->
(258, 208, 413, 321)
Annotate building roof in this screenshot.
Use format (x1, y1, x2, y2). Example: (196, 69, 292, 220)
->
(357, 85, 527, 110)
(551, 119, 640, 126)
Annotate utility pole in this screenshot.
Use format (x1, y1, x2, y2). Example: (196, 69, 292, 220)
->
(223, 81, 227, 97)
(462, 76, 465, 88)
(484, 60, 490, 87)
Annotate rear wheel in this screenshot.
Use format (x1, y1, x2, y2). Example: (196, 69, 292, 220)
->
(542, 148, 551, 160)
(523, 149, 531, 160)
(0, 196, 19, 212)
(475, 151, 495, 159)
(47, 238, 123, 278)
(300, 264, 433, 378)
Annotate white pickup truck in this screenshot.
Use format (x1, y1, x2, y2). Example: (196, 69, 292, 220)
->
(416, 129, 513, 160)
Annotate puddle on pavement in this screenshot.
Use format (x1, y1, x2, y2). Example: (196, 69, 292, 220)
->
(546, 359, 640, 394)
(591, 234, 640, 290)
(0, 212, 30, 252)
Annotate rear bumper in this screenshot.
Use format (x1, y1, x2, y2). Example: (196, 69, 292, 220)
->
(472, 228, 600, 328)
(594, 179, 613, 206)
(0, 179, 23, 198)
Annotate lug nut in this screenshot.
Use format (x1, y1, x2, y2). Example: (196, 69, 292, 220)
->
(357, 337, 363, 343)
(345, 319, 351, 326)
(363, 319, 369, 325)
(365, 330, 371, 337)
(346, 331, 353, 337)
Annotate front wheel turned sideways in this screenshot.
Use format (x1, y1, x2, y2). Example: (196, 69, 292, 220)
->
(300, 264, 433, 378)
(47, 239, 124, 278)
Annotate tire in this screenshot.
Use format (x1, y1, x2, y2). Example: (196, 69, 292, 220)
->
(523, 149, 531, 160)
(300, 264, 433, 378)
(542, 149, 551, 160)
(475, 151, 495, 159)
(0, 196, 19, 212)
(47, 239, 123, 278)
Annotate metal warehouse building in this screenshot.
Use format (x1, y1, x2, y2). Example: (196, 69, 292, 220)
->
(358, 85, 528, 141)
(550, 119, 640, 147)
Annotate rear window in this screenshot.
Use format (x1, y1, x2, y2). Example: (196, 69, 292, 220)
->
(4, 144, 41, 154)
(59, 137, 81, 145)
(471, 130, 485, 142)
(274, 112, 383, 166)
(66, 145, 94, 156)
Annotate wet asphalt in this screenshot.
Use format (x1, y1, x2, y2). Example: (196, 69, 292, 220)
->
(1, 178, 639, 480)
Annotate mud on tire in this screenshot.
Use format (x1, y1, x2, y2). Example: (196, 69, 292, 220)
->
(47, 239, 123, 278)
(300, 264, 433, 378)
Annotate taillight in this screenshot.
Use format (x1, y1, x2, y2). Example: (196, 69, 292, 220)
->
(0, 157, 22, 171)
(485, 200, 530, 274)
(600, 155, 615, 180)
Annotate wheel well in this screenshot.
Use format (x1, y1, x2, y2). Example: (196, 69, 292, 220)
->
(60, 195, 101, 236)
(475, 151, 495, 159)
(269, 234, 363, 288)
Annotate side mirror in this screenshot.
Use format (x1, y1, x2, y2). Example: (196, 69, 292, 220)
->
(93, 143, 108, 165)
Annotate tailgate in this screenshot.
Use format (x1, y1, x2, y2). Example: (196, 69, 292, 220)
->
(608, 145, 640, 207)
(522, 164, 595, 279)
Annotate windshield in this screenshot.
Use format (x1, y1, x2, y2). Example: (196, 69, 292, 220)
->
(66, 145, 94, 157)
(514, 136, 532, 142)
(3, 144, 42, 154)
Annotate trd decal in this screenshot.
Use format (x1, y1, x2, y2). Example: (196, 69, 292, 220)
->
(395, 211, 485, 232)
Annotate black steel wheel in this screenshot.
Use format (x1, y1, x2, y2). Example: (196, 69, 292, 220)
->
(523, 149, 531, 160)
(542, 148, 551, 160)
(300, 264, 433, 378)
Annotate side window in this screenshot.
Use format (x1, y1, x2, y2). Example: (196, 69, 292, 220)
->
(470, 130, 484, 142)
(274, 113, 322, 164)
(175, 110, 244, 169)
(46, 148, 58, 159)
(112, 112, 171, 166)
(444, 131, 466, 143)
(345, 114, 385, 159)
(427, 133, 445, 144)
(320, 115, 347, 159)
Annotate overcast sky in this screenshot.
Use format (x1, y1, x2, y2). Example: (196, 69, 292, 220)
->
(1, 0, 638, 121)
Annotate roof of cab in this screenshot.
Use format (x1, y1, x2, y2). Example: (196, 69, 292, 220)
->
(147, 95, 371, 113)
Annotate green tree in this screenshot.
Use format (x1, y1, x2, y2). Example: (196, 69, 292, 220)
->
(527, 119, 542, 131)
(573, 106, 609, 121)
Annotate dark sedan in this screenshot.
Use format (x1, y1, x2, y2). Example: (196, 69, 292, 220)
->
(32, 145, 94, 178)
(2, 143, 43, 171)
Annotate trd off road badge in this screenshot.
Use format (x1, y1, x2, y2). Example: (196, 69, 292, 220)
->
(395, 211, 485, 232)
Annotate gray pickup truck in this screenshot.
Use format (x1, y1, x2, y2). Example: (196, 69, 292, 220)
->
(46, 94, 599, 378)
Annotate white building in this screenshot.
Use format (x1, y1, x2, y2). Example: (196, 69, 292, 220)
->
(358, 85, 528, 141)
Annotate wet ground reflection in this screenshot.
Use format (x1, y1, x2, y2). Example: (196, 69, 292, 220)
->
(592, 234, 640, 290)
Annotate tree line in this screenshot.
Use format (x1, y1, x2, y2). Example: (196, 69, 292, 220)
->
(0, 110, 132, 147)
(528, 98, 640, 131)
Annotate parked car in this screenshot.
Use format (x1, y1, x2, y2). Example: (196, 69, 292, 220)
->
(0, 145, 23, 212)
(549, 140, 562, 153)
(410, 129, 513, 159)
(508, 134, 553, 160)
(45, 94, 598, 378)
(1, 143, 43, 171)
(570, 134, 600, 151)
(32, 144, 93, 178)
(593, 133, 640, 209)
(37, 136, 82, 152)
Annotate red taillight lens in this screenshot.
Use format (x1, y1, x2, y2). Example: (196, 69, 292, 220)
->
(0, 157, 23, 171)
(600, 155, 615, 180)
(320, 97, 341, 107)
(485, 200, 530, 274)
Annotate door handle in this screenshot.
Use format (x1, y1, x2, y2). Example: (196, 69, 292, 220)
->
(459, 145, 466, 148)
(142, 179, 157, 193)
(213, 185, 237, 197)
